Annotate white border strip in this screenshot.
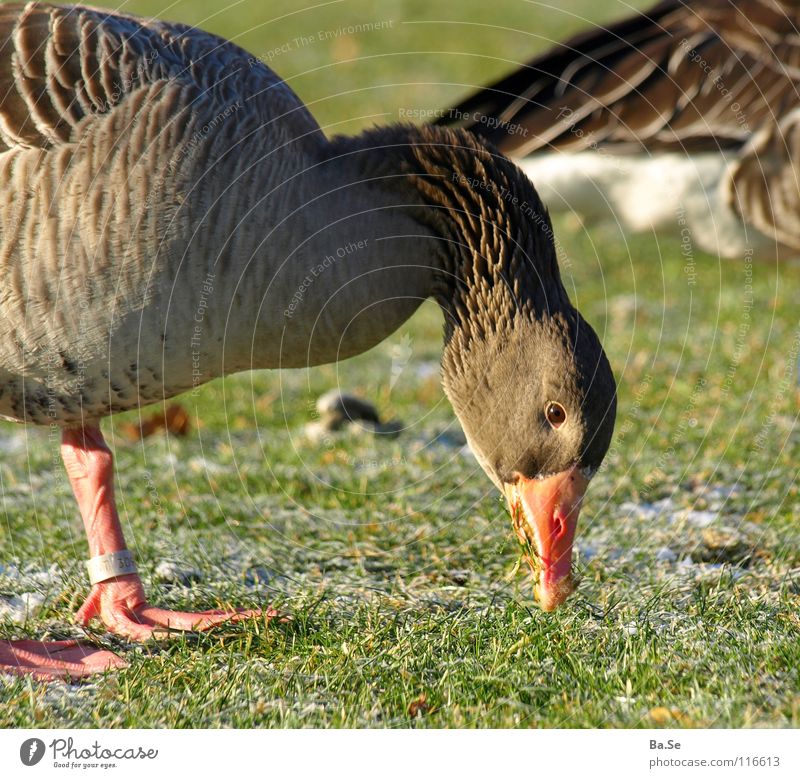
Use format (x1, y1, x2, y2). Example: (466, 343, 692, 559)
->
(0, 729, 797, 777)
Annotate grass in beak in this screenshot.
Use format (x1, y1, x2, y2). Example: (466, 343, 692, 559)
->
(508, 490, 542, 588)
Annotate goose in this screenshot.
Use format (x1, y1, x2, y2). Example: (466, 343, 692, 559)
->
(0, 2, 617, 680)
(437, 0, 800, 259)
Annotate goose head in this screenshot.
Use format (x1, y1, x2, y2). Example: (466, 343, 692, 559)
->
(404, 127, 617, 610)
(330, 125, 617, 609)
(443, 306, 616, 611)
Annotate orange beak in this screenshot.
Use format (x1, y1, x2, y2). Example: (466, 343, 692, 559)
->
(504, 466, 589, 611)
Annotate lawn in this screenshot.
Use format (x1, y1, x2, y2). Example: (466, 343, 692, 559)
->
(0, 0, 798, 728)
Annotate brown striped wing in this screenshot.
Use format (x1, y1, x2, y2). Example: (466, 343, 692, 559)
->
(728, 107, 800, 249)
(0, 1, 310, 152)
(437, 0, 800, 156)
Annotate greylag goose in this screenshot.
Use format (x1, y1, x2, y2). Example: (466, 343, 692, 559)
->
(0, 2, 616, 680)
(438, 0, 800, 259)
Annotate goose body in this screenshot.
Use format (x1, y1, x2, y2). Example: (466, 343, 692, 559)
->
(0, 3, 432, 424)
(439, 0, 800, 259)
(0, 3, 616, 679)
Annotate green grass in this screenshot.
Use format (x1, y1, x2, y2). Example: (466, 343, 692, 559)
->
(0, 0, 798, 728)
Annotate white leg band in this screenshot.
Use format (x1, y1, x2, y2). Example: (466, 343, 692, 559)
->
(86, 550, 138, 585)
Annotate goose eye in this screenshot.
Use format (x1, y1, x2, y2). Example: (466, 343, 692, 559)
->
(545, 402, 567, 429)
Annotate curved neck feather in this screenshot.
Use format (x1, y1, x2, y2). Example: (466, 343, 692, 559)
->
(325, 126, 568, 338)
(219, 125, 569, 370)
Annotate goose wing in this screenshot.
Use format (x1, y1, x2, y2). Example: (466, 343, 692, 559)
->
(728, 107, 800, 250)
(0, 1, 321, 152)
(437, 0, 800, 157)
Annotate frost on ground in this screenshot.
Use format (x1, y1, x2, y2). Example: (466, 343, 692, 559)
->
(0, 592, 45, 623)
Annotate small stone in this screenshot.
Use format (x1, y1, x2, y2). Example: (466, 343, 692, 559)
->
(691, 528, 753, 566)
(154, 560, 202, 585)
(0, 592, 45, 624)
(316, 390, 381, 428)
(304, 421, 332, 443)
(308, 391, 402, 438)
(425, 425, 467, 448)
(619, 501, 663, 521)
(372, 420, 403, 438)
(447, 570, 470, 586)
(244, 567, 272, 586)
(681, 510, 718, 528)
(655, 547, 678, 563)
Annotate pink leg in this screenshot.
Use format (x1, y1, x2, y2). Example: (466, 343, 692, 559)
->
(0, 426, 268, 681)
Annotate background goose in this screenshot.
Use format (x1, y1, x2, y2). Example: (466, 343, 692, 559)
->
(0, 2, 616, 680)
(438, 0, 800, 259)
